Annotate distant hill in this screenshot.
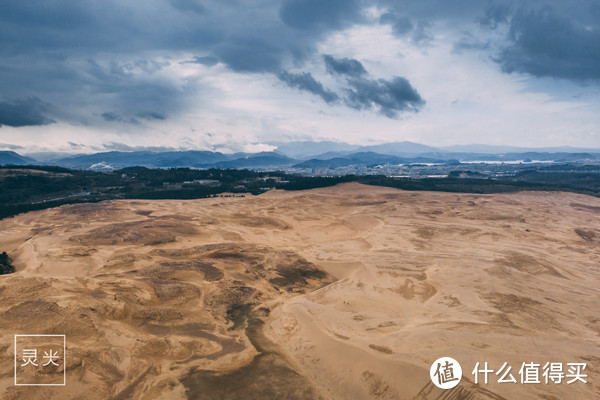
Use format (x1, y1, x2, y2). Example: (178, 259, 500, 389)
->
(272, 140, 439, 159)
(2, 141, 600, 171)
(211, 152, 297, 168)
(48, 151, 231, 169)
(0, 151, 35, 165)
(419, 151, 600, 162)
(358, 141, 439, 156)
(294, 157, 362, 169)
(270, 141, 361, 158)
(442, 144, 600, 154)
(293, 152, 453, 168)
(33, 150, 297, 170)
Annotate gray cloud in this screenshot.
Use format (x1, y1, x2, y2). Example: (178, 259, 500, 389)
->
(378, 0, 489, 21)
(213, 37, 288, 73)
(478, 1, 512, 28)
(278, 71, 339, 104)
(320, 55, 425, 117)
(0, 143, 25, 150)
(101, 112, 123, 122)
(68, 142, 85, 149)
(279, 55, 425, 118)
(496, 5, 600, 81)
(1, 0, 597, 131)
(100, 142, 179, 152)
(279, 0, 364, 31)
(0, 97, 55, 127)
(452, 31, 490, 54)
(183, 56, 220, 67)
(412, 20, 433, 44)
(0, 0, 370, 125)
(441, 1, 600, 82)
(137, 111, 166, 120)
(380, 13, 414, 36)
(323, 55, 367, 77)
(344, 77, 425, 118)
(101, 110, 165, 125)
(101, 112, 140, 124)
(169, 0, 206, 14)
(82, 58, 184, 124)
(379, 12, 433, 44)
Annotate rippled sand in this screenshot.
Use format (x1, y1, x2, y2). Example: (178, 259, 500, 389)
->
(0, 183, 598, 399)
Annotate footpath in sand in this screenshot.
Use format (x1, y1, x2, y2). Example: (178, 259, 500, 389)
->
(0, 183, 598, 399)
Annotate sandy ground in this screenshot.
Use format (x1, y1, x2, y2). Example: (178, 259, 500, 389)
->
(0, 182, 598, 399)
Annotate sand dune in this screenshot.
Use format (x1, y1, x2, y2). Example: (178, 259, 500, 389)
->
(0, 183, 598, 399)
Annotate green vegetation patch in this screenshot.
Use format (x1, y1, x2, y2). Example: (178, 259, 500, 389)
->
(0, 252, 15, 275)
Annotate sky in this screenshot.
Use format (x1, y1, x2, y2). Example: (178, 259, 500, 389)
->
(0, 0, 599, 154)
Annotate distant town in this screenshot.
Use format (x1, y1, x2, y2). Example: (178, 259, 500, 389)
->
(2, 141, 599, 219)
(1, 158, 599, 221)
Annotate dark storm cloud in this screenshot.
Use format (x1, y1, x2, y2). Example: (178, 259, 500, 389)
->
(0, 97, 55, 127)
(377, 0, 491, 44)
(2, 0, 597, 129)
(209, 0, 367, 73)
(0, 0, 356, 71)
(278, 71, 339, 104)
(101, 112, 122, 123)
(0, 45, 187, 126)
(0, 0, 371, 125)
(495, 5, 600, 81)
(478, 1, 512, 28)
(320, 55, 425, 117)
(279, 0, 364, 31)
(81, 58, 184, 124)
(378, 0, 506, 21)
(213, 37, 288, 73)
(344, 77, 425, 118)
(380, 13, 414, 36)
(323, 55, 367, 77)
(281, 55, 424, 117)
(378, 0, 600, 83)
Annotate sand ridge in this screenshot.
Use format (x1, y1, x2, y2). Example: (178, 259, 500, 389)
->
(0, 183, 598, 399)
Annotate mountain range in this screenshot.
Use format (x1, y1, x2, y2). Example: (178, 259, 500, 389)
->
(0, 151, 36, 165)
(1, 141, 599, 170)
